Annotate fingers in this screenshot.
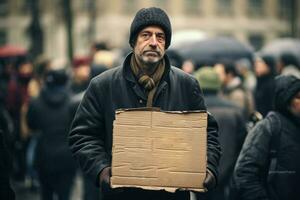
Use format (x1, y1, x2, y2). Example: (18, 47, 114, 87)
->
(203, 169, 216, 191)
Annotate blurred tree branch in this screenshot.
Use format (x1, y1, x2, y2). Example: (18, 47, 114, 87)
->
(62, 0, 74, 63)
(87, 0, 96, 45)
(27, 0, 43, 60)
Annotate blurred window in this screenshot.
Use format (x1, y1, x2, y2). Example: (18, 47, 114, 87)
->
(123, 0, 138, 14)
(248, 33, 264, 51)
(0, 30, 7, 45)
(184, 0, 202, 15)
(217, 0, 233, 16)
(247, 0, 265, 17)
(0, 0, 9, 16)
(278, 0, 292, 20)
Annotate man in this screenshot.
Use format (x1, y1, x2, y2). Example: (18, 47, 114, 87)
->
(69, 7, 220, 200)
(195, 67, 247, 200)
(27, 68, 77, 200)
(254, 55, 276, 117)
(214, 61, 255, 119)
(233, 75, 300, 200)
(70, 56, 91, 95)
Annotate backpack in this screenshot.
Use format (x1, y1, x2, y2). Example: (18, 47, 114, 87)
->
(266, 111, 282, 200)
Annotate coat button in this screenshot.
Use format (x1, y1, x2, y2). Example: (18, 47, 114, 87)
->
(139, 99, 143, 104)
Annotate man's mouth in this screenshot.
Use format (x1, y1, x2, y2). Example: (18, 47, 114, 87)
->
(144, 51, 160, 56)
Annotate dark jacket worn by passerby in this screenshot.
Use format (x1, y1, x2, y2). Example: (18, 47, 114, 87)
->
(255, 74, 275, 117)
(0, 72, 15, 199)
(204, 94, 247, 199)
(195, 67, 247, 200)
(0, 106, 15, 200)
(255, 55, 276, 117)
(27, 69, 77, 200)
(27, 70, 76, 173)
(233, 75, 300, 200)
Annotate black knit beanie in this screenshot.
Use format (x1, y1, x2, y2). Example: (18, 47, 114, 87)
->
(274, 75, 300, 112)
(129, 7, 172, 49)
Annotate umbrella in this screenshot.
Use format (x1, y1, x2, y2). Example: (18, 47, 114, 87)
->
(0, 45, 27, 58)
(171, 37, 254, 68)
(260, 38, 300, 63)
(170, 29, 208, 49)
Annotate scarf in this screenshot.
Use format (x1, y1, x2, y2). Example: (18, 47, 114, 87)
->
(130, 55, 165, 107)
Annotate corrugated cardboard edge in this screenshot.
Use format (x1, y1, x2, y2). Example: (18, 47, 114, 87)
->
(115, 107, 207, 114)
(111, 184, 207, 193)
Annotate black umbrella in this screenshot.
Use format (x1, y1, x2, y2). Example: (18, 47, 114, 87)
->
(260, 38, 300, 63)
(171, 37, 254, 69)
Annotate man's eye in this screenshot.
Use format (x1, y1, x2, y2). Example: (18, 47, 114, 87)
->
(141, 33, 151, 39)
(156, 34, 165, 42)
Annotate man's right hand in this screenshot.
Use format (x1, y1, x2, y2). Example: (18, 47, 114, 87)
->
(99, 167, 112, 194)
(99, 167, 124, 197)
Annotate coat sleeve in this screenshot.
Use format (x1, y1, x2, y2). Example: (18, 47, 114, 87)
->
(191, 78, 221, 181)
(233, 118, 272, 200)
(68, 79, 110, 185)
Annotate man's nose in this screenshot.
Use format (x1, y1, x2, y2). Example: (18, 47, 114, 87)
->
(149, 35, 158, 47)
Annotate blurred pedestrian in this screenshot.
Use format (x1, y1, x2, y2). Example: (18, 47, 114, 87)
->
(254, 55, 277, 117)
(27, 67, 77, 200)
(24, 57, 51, 190)
(70, 56, 91, 95)
(182, 59, 195, 74)
(214, 61, 255, 120)
(0, 88, 15, 200)
(5, 56, 34, 182)
(27, 56, 51, 98)
(195, 67, 247, 200)
(235, 58, 256, 93)
(69, 7, 220, 200)
(278, 52, 300, 78)
(69, 63, 108, 200)
(233, 75, 300, 200)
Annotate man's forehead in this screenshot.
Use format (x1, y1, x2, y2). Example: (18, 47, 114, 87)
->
(140, 26, 164, 34)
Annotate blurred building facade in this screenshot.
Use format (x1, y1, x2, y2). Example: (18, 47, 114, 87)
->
(0, 0, 299, 59)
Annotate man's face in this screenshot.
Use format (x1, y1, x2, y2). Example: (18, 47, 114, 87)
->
(134, 26, 166, 65)
(290, 91, 300, 117)
(73, 65, 90, 82)
(214, 64, 226, 85)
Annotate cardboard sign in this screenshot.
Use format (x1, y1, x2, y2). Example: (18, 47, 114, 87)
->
(111, 108, 207, 192)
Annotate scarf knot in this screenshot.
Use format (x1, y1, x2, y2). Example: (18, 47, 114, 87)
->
(130, 55, 165, 107)
(138, 75, 155, 90)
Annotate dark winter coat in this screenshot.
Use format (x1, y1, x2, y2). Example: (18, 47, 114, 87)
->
(255, 74, 275, 117)
(69, 53, 221, 200)
(205, 94, 246, 186)
(200, 93, 247, 200)
(27, 85, 77, 174)
(0, 107, 15, 200)
(233, 75, 300, 200)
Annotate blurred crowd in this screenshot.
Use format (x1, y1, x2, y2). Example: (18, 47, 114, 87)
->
(1, 36, 300, 200)
(0, 41, 115, 200)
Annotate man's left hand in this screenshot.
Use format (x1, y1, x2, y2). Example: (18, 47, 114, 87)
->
(203, 169, 216, 191)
